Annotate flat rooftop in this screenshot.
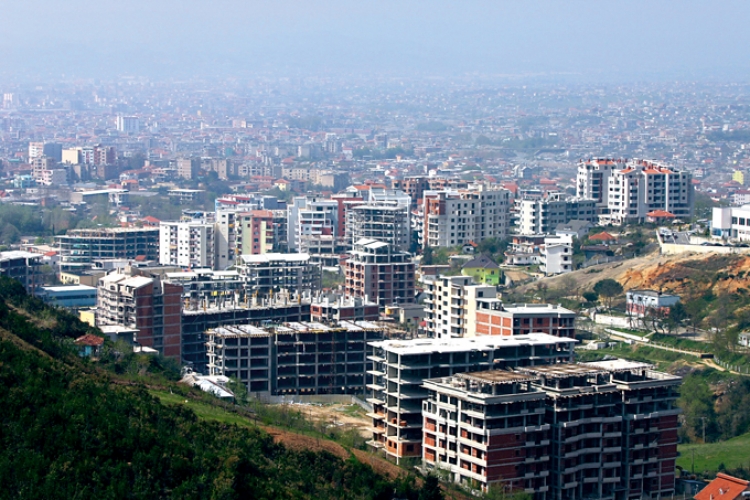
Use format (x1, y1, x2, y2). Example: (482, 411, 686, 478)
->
(456, 370, 537, 385)
(369, 333, 577, 355)
(517, 363, 607, 378)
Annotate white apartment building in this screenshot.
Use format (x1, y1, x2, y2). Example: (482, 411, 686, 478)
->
(116, 115, 140, 134)
(159, 221, 215, 269)
(516, 193, 596, 235)
(712, 205, 750, 241)
(577, 158, 694, 224)
(421, 186, 511, 248)
(540, 234, 573, 276)
(422, 275, 497, 338)
(287, 197, 342, 254)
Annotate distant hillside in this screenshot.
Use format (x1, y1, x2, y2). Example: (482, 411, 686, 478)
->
(0, 277, 438, 500)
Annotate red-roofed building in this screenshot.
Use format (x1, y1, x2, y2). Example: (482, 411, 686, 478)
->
(647, 210, 676, 223)
(695, 473, 750, 500)
(75, 334, 104, 357)
(589, 231, 617, 243)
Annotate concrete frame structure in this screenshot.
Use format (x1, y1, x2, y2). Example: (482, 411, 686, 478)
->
(56, 227, 159, 273)
(347, 202, 411, 252)
(366, 334, 576, 463)
(0, 250, 43, 293)
(235, 253, 320, 298)
(207, 321, 384, 396)
(473, 302, 576, 339)
(421, 360, 681, 500)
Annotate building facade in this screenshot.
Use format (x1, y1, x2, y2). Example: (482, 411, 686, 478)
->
(96, 271, 182, 358)
(367, 334, 576, 463)
(344, 238, 415, 307)
(576, 158, 694, 224)
(0, 251, 43, 293)
(421, 187, 511, 248)
(159, 221, 216, 269)
(516, 194, 596, 235)
(235, 253, 320, 297)
(56, 227, 160, 273)
(422, 360, 681, 499)
(206, 321, 384, 396)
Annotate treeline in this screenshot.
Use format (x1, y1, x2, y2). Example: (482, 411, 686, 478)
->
(0, 277, 441, 499)
(679, 371, 750, 444)
(0, 205, 80, 245)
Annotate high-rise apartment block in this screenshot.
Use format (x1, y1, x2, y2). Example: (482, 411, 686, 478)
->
(159, 221, 216, 269)
(422, 275, 576, 339)
(97, 272, 182, 358)
(576, 158, 694, 224)
(422, 361, 681, 499)
(177, 158, 201, 180)
(344, 239, 415, 307)
(207, 321, 384, 397)
(516, 193, 596, 235)
(235, 253, 320, 297)
(0, 251, 43, 294)
(421, 187, 511, 248)
(56, 227, 160, 272)
(347, 202, 411, 251)
(367, 334, 576, 463)
(116, 115, 140, 134)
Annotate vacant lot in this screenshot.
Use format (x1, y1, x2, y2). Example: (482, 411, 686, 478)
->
(678, 431, 750, 473)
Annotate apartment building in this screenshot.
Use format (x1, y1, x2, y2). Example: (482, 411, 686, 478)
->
(56, 227, 160, 273)
(421, 187, 511, 248)
(391, 177, 470, 210)
(0, 250, 43, 293)
(159, 220, 216, 269)
(206, 321, 384, 397)
(366, 334, 576, 463)
(344, 238, 415, 307)
(516, 193, 596, 235)
(540, 234, 574, 276)
(422, 275, 497, 338)
(176, 158, 201, 180)
(235, 253, 320, 297)
(421, 360, 681, 500)
(96, 271, 182, 358)
(473, 301, 576, 339)
(576, 158, 694, 224)
(422, 371, 550, 494)
(182, 295, 311, 374)
(421, 274, 575, 339)
(347, 202, 411, 251)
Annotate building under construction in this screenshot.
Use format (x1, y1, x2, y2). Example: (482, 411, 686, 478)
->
(206, 321, 384, 397)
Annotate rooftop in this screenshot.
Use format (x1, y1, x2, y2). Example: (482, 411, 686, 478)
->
(516, 363, 607, 378)
(370, 333, 577, 355)
(456, 370, 537, 385)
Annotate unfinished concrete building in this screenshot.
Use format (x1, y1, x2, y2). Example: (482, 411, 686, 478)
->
(421, 361, 681, 499)
(366, 334, 576, 463)
(206, 321, 385, 397)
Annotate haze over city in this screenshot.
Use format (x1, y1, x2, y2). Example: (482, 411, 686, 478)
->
(1, 1, 750, 80)
(3, 2, 750, 500)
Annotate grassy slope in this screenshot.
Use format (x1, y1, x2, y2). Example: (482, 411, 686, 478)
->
(678, 431, 750, 473)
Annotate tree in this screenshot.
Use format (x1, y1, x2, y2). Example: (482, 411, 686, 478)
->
(593, 279, 623, 312)
(582, 291, 598, 305)
(422, 246, 434, 266)
(418, 474, 444, 500)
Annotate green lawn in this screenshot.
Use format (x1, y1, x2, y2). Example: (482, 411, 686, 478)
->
(678, 432, 750, 474)
(150, 390, 256, 429)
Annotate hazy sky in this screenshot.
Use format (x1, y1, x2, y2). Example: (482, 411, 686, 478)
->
(1, 0, 748, 81)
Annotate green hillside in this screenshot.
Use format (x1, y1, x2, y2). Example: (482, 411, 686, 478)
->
(0, 276, 438, 500)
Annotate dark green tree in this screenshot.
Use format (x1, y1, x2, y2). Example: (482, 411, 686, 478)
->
(593, 279, 623, 312)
